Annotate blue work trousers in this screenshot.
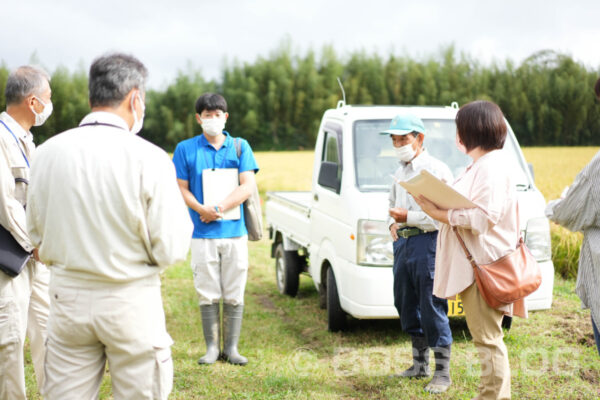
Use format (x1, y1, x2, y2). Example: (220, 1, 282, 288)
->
(393, 231, 452, 348)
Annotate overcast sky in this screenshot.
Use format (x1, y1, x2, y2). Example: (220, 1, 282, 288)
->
(2, 0, 599, 89)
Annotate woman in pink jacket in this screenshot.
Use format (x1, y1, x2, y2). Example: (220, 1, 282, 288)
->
(416, 100, 522, 400)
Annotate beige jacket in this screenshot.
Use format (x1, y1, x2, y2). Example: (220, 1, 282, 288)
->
(26, 112, 193, 287)
(0, 111, 35, 252)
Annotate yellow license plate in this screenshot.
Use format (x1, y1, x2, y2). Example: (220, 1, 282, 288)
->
(447, 295, 465, 316)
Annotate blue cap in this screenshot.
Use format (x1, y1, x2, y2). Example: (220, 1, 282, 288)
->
(380, 113, 426, 136)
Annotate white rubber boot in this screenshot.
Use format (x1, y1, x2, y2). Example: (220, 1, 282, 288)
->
(222, 303, 248, 366)
(197, 303, 220, 365)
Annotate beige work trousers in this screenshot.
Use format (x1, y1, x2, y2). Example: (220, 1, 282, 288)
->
(0, 260, 50, 400)
(461, 283, 511, 400)
(43, 282, 173, 400)
(191, 236, 248, 306)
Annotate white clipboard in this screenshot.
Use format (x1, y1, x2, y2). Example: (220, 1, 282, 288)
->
(202, 168, 241, 220)
(396, 170, 476, 209)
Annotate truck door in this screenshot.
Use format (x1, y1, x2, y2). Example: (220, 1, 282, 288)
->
(310, 122, 350, 284)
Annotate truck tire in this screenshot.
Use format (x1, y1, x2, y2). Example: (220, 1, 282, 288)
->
(326, 267, 347, 332)
(274, 243, 300, 297)
(318, 283, 327, 310)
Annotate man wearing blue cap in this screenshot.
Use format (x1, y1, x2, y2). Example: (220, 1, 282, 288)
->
(383, 113, 453, 394)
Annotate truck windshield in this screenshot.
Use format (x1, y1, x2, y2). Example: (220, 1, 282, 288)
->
(353, 118, 531, 192)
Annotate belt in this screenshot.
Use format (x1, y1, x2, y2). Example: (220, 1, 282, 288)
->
(397, 227, 426, 239)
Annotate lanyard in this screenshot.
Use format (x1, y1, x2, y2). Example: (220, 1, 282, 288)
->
(0, 120, 30, 168)
(79, 121, 127, 130)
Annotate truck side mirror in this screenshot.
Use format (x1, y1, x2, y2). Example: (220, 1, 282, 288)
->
(318, 161, 341, 194)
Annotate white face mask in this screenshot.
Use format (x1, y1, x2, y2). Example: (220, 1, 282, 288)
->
(130, 91, 145, 135)
(395, 142, 417, 162)
(32, 96, 53, 126)
(201, 117, 226, 137)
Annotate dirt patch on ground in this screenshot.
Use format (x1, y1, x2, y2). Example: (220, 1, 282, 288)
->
(256, 293, 299, 327)
(350, 381, 385, 398)
(257, 293, 277, 311)
(557, 315, 595, 347)
(549, 298, 595, 348)
(580, 367, 599, 385)
(329, 377, 386, 400)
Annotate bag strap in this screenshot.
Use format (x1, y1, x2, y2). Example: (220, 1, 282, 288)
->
(452, 201, 524, 270)
(234, 137, 241, 159)
(452, 226, 479, 270)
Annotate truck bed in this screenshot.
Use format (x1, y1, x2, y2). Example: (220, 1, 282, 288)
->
(265, 191, 312, 249)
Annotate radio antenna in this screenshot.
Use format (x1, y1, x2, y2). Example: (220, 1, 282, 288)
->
(336, 77, 346, 108)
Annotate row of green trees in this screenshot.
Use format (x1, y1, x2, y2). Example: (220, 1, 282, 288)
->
(1, 45, 599, 151)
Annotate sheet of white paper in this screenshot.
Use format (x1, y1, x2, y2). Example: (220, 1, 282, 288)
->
(398, 170, 476, 209)
(202, 168, 241, 220)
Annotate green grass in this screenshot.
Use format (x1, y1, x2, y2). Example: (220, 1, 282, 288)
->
(24, 148, 600, 399)
(29, 241, 594, 399)
(25, 232, 600, 399)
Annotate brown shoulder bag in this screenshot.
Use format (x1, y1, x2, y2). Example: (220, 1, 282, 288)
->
(453, 226, 542, 309)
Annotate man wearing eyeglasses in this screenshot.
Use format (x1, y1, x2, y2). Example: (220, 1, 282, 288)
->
(0, 65, 52, 400)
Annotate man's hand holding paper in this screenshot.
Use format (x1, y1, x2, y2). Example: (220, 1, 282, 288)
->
(199, 205, 224, 223)
(202, 168, 241, 221)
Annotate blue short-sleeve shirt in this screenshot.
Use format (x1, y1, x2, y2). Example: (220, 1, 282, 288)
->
(172, 131, 259, 239)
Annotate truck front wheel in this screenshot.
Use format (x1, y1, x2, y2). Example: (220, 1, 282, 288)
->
(326, 267, 347, 332)
(274, 243, 300, 297)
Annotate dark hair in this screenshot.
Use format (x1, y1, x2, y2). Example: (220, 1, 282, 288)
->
(89, 53, 147, 108)
(455, 100, 507, 152)
(5, 66, 50, 105)
(595, 77, 600, 99)
(195, 93, 227, 114)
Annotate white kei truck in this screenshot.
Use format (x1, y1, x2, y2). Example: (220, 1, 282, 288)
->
(265, 101, 554, 332)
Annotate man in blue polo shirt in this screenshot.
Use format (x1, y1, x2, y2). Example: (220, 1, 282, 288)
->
(172, 93, 258, 366)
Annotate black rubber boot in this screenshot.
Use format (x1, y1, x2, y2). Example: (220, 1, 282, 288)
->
(395, 335, 430, 378)
(222, 303, 248, 365)
(425, 344, 452, 394)
(197, 304, 220, 365)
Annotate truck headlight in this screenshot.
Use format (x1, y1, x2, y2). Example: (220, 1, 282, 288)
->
(357, 220, 393, 266)
(524, 217, 552, 262)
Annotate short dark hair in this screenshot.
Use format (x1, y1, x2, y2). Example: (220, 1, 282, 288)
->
(391, 132, 419, 139)
(5, 66, 50, 105)
(195, 93, 227, 114)
(89, 53, 147, 108)
(455, 100, 507, 152)
(595, 77, 600, 99)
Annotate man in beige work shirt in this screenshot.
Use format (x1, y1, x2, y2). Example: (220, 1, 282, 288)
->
(0, 66, 52, 400)
(26, 53, 193, 400)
